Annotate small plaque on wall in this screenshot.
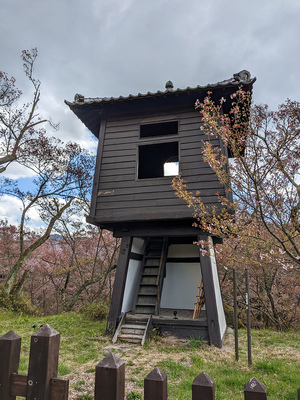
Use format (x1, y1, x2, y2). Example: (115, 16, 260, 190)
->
(97, 190, 115, 196)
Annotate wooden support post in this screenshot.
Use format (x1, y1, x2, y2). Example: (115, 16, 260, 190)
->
(245, 269, 252, 365)
(144, 367, 167, 400)
(298, 388, 300, 400)
(0, 331, 21, 400)
(192, 372, 215, 400)
(244, 377, 267, 400)
(106, 236, 132, 334)
(26, 324, 60, 400)
(233, 268, 239, 361)
(95, 353, 125, 400)
(198, 235, 222, 347)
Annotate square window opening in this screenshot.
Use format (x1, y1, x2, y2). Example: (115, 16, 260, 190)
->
(138, 141, 179, 179)
(140, 121, 178, 138)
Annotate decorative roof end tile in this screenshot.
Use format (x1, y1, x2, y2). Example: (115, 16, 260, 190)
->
(233, 70, 252, 83)
(74, 93, 84, 103)
(165, 80, 174, 91)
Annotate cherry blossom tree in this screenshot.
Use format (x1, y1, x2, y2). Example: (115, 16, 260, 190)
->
(173, 88, 300, 329)
(173, 87, 300, 270)
(0, 142, 95, 298)
(0, 49, 96, 299)
(30, 203, 120, 314)
(0, 218, 120, 314)
(0, 48, 58, 174)
(216, 217, 299, 330)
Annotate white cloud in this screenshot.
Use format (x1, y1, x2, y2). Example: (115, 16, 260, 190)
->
(2, 163, 38, 180)
(1, 0, 300, 184)
(0, 195, 41, 227)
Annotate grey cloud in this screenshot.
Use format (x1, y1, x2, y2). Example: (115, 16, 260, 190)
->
(1, 0, 300, 158)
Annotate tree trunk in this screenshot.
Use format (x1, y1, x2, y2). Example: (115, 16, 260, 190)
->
(61, 271, 71, 312)
(1, 198, 73, 298)
(11, 270, 30, 297)
(2, 259, 25, 298)
(65, 264, 116, 312)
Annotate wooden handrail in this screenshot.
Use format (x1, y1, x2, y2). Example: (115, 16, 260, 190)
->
(156, 237, 168, 315)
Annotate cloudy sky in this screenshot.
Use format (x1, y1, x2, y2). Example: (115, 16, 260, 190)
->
(1, 0, 300, 224)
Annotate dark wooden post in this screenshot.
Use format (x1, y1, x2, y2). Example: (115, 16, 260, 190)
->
(106, 236, 132, 334)
(144, 367, 167, 400)
(95, 352, 125, 400)
(0, 331, 21, 400)
(233, 268, 239, 361)
(26, 324, 60, 400)
(198, 234, 222, 348)
(245, 269, 252, 365)
(192, 372, 215, 400)
(298, 388, 300, 400)
(244, 377, 267, 400)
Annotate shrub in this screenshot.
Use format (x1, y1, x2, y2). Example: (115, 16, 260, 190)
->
(223, 303, 245, 328)
(0, 287, 37, 315)
(188, 337, 206, 349)
(127, 391, 142, 400)
(79, 302, 109, 321)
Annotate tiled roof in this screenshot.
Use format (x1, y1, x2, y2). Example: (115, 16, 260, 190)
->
(66, 70, 256, 106)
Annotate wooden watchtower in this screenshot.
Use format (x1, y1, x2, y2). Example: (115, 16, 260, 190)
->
(66, 70, 255, 347)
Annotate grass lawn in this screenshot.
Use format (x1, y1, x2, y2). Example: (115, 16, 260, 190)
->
(0, 311, 299, 400)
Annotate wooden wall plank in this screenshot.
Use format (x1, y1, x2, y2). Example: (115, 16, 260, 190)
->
(97, 178, 223, 190)
(90, 117, 107, 217)
(97, 184, 222, 196)
(96, 194, 220, 210)
(91, 108, 227, 225)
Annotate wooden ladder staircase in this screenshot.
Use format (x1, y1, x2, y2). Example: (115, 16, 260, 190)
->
(112, 237, 168, 346)
(112, 313, 152, 346)
(133, 237, 168, 315)
(193, 278, 205, 319)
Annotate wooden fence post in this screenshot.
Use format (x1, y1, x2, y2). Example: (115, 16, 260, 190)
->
(144, 367, 167, 400)
(192, 372, 215, 400)
(95, 352, 125, 400)
(0, 331, 21, 400)
(26, 324, 60, 400)
(244, 377, 267, 400)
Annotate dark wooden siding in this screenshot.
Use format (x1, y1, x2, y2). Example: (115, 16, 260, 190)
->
(92, 110, 225, 223)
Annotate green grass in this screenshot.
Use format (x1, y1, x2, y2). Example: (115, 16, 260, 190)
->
(1, 311, 299, 400)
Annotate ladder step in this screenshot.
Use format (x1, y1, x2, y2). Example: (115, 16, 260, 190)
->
(138, 293, 157, 296)
(136, 304, 155, 308)
(143, 267, 159, 273)
(140, 283, 157, 286)
(133, 236, 167, 316)
(125, 318, 148, 325)
(122, 324, 146, 330)
(135, 309, 154, 315)
(118, 334, 143, 344)
(121, 328, 145, 335)
(145, 256, 160, 259)
(118, 333, 144, 339)
(141, 277, 157, 284)
(145, 259, 160, 266)
(139, 290, 157, 295)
